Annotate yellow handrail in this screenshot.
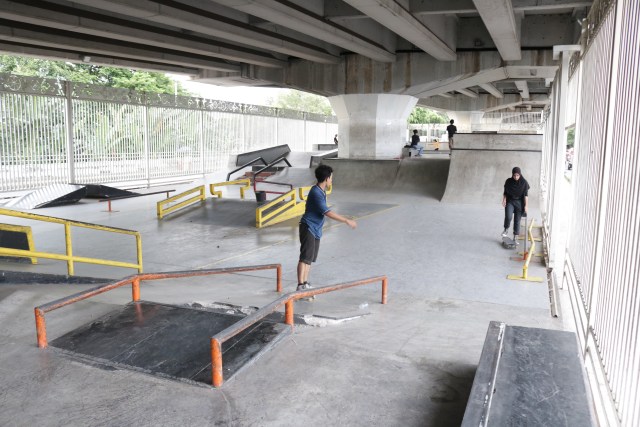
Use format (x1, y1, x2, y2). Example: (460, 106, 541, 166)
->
(256, 189, 297, 228)
(256, 184, 333, 228)
(0, 223, 37, 264)
(507, 219, 543, 282)
(210, 179, 251, 199)
(157, 185, 205, 219)
(0, 208, 142, 276)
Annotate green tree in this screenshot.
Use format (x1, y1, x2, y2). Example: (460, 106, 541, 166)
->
(0, 55, 189, 95)
(408, 107, 448, 124)
(269, 90, 333, 115)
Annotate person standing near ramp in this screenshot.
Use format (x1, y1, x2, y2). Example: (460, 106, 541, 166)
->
(502, 167, 530, 245)
(297, 164, 357, 297)
(446, 120, 457, 154)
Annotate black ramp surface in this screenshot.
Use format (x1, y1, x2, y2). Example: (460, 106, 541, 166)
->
(463, 322, 594, 426)
(51, 301, 289, 385)
(4, 184, 87, 209)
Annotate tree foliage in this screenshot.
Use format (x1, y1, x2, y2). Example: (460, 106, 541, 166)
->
(269, 90, 333, 115)
(408, 107, 448, 124)
(0, 55, 189, 95)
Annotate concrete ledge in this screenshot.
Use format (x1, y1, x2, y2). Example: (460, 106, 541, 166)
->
(455, 133, 542, 151)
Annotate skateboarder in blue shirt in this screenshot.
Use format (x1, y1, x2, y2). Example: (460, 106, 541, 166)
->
(297, 164, 357, 297)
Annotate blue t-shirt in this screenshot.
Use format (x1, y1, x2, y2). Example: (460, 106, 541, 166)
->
(300, 185, 330, 239)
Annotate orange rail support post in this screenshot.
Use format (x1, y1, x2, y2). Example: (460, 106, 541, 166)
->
(276, 265, 282, 292)
(285, 300, 294, 326)
(382, 277, 388, 304)
(35, 308, 47, 348)
(211, 338, 223, 387)
(132, 278, 141, 302)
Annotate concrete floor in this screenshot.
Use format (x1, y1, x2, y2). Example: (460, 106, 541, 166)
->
(0, 160, 563, 426)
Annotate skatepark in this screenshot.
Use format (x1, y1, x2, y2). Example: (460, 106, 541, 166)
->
(0, 139, 589, 426)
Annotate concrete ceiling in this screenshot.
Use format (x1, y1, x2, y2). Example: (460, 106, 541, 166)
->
(0, 0, 591, 112)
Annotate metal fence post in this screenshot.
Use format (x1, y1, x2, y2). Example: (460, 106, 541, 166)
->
(64, 81, 76, 183)
(143, 98, 150, 187)
(200, 106, 205, 176)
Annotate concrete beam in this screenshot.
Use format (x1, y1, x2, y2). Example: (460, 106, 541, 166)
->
(479, 82, 504, 98)
(420, 93, 549, 111)
(0, 41, 199, 75)
(67, 0, 340, 64)
(472, 0, 521, 60)
(411, 68, 509, 98)
(0, 20, 241, 72)
(341, 0, 456, 61)
(408, 0, 592, 15)
(482, 96, 549, 112)
(457, 88, 479, 98)
(514, 80, 530, 99)
(552, 44, 581, 59)
(0, 0, 286, 68)
(210, 0, 396, 62)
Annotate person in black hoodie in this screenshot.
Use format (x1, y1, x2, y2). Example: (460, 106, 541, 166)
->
(501, 167, 530, 244)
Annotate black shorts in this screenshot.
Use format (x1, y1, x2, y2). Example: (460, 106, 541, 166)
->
(299, 223, 320, 264)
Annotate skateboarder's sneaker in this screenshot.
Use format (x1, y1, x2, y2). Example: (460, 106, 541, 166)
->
(501, 228, 509, 237)
(514, 236, 519, 245)
(296, 282, 315, 301)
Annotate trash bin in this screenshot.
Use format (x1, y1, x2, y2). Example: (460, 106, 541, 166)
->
(255, 191, 267, 204)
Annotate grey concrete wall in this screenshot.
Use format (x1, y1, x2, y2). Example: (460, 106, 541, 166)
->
(441, 133, 542, 206)
(323, 157, 449, 200)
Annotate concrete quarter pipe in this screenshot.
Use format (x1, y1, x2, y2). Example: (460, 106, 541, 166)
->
(323, 157, 450, 200)
(441, 134, 542, 207)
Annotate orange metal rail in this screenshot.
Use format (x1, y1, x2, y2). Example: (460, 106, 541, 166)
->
(34, 264, 282, 349)
(210, 275, 388, 387)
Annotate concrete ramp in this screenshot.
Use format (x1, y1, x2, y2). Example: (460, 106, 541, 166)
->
(441, 134, 542, 206)
(322, 158, 449, 200)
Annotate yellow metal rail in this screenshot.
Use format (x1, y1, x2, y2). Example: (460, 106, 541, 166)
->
(157, 185, 205, 219)
(0, 223, 37, 264)
(255, 185, 332, 228)
(507, 219, 544, 282)
(0, 208, 142, 276)
(210, 179, 251, 199)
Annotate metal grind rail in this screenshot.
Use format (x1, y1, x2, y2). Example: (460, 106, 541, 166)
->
(157, 185, 205, 219)
(211, 275, 388, 387)
(507, 219, 543, 282)
(210, 179, 251, 199)
(255, 185, 332, 228)
(33, 264, 283, 349)
(0, 207, 142, 276)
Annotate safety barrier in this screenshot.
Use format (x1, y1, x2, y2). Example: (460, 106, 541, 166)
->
(0, 207, 142, 276)
(507, 219, 544, 282)
(210, 179, 251, 199)
(255, 185, 332, 228)
(0, 223, 37, 264)
(210, 275, 388, 387)
(157, 185, 205, 219)
(33, 264, 283, 349)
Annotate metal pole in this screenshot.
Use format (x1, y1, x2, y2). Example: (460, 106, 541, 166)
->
(64, 81, 76, 183)
(143, 98, 151, 188)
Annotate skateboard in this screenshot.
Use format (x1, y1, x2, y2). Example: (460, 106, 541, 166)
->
(502, 236, 517, 249)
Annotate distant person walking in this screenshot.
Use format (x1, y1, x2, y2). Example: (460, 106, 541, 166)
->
(297, 164, 357, 297)
(501, 167, 530, 244)
(334, 134, 339, 145)
(446, 120, 457, 154)
(410, 130, 424, 157)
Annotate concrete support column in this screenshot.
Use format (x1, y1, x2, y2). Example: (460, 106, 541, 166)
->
(328, 94, 417, 159)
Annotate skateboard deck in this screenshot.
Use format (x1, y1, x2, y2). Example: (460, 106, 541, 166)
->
(502, 236, 517, 249)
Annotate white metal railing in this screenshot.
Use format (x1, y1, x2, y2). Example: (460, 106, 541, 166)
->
(546, 0, 640, 425)
(0, 74, 338, 192)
